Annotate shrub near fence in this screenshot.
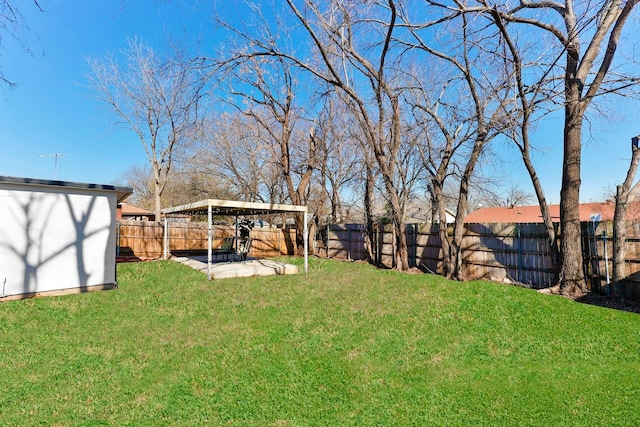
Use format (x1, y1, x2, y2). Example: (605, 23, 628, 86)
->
(117, 221, 297, 259)
(319, 221, 640, 300)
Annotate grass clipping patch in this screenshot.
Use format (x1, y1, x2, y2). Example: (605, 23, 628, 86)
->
(0, 257, 639, 425)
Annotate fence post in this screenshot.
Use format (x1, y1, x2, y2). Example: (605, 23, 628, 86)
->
(163, 217, 169, 260)
(392, 226, 396, 269)
(207, 205, 212, 280)
(602, 230, 610, 286)
(327, 225, 331, 258)
(414, 224, 419, 268)
(347, 226, 351, 261)
(116, 221, 121, 257)
(517, 225, 522, 283)
(375, 225, 380, 266)
(591, 220, 599, 285)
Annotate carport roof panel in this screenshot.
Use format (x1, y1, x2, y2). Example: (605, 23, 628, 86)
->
(161, 199, 307, 216)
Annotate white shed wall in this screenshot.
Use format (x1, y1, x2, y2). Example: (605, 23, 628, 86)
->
(0, 183, 117, 297)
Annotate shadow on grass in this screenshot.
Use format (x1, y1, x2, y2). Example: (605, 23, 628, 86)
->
(575, 293, 640, 314)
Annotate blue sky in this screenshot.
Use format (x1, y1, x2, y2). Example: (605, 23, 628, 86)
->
(1, 1, 638, 204)
(0, 1, 211, 185)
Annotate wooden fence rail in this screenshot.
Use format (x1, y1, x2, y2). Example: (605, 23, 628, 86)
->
(117, 221, 297, 259)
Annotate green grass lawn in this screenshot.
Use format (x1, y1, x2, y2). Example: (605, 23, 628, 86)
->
(1, 257, 639, 426)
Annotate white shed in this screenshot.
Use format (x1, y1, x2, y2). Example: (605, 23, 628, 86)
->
(0, 176, 132, 300)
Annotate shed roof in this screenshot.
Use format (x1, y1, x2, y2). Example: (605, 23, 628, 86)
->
(161, 199, 308, 217)
(0, 175, 132, 202)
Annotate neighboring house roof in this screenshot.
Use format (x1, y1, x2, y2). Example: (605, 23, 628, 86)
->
(464, 202, 640, 223)
(406, 207, 456, 224)
(628, 180, 640, 202)
(443, 208, 456, 223)
(119, 202, 155, 220)
(121, 203, 154, 216)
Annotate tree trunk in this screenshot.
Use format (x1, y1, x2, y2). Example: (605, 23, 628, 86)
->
(379, 180, 409, 271)
(558, 93, 589, 297)
(521, 149, 560, 282)
(394, 221, 409, 270)
(363, 164, 376, 263)
(613, 185, 627, 289)
(612, 144, 640, 291)
(433, 179, 454, 278)
(154, 172, 163, 223)
(328, 176, 341, 223)
(292, 212, 306, 255)
(386, 188, 409, 271)
(449, 136, 487, 280)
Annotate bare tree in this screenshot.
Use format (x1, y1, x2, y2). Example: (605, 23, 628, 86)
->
(216, 0, 509, 272)
(360, 140, 381, 263)
(213, 1, 419, 266)
(0, 0, 42, 89)
(279, 0, 414, 270)
(206, 0, 639, 285)
(399, 7, 512, 279)
(485, 184, 535, 208)
(87, 38, 206, 220)
(117, 164, 155, 209)
(118, 161, 234, 212)
(487, 8, 562, 282)
(472, 0, 640, 296)
(313, 92, 363, 224)
(162, 169, 234, 208)
(203, 113, 286, 204)
(220, 54, 319, 253)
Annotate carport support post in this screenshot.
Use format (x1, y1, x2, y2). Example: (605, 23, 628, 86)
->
(207, 205, 212, 281)
(163, 217, 169, 260)
(304, 211, 309, 274)
(235, 215, 239, 255)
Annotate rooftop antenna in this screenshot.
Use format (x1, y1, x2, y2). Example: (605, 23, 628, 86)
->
(39, 153, 68, 180)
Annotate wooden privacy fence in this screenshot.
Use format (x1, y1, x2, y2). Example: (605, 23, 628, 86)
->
(117, 221, 296, 259)
(460, 223, 556, 287)
(316, 224, 369, 261)
(318, 221, 640, 299)
(117, 220, 640, 299)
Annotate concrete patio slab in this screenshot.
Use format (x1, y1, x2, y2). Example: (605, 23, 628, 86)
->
(171, 256, 299, 279)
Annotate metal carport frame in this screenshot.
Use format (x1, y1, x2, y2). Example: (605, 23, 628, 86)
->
(161, 199, 309, 280)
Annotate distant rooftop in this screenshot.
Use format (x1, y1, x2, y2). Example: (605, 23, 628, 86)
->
(464, 202, 640, 223)
(120, 202, 154, 216)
